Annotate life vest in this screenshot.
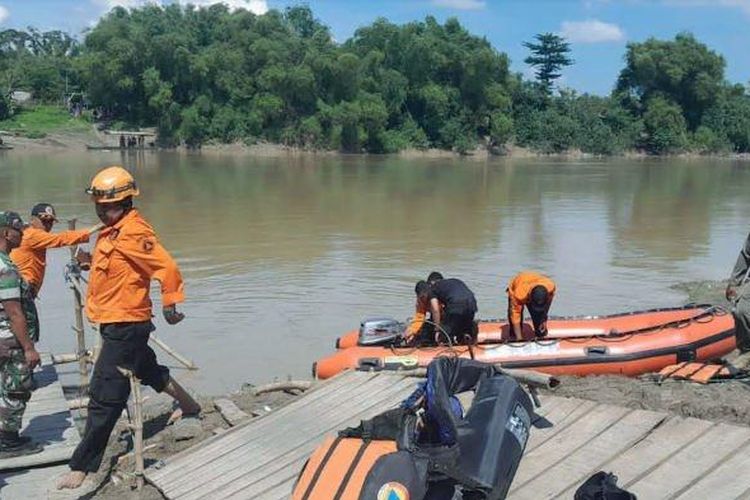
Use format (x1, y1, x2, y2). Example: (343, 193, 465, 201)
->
(293, 358, 534, 500)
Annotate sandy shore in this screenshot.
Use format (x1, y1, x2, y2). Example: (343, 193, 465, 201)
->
(4, 129, 750, 160)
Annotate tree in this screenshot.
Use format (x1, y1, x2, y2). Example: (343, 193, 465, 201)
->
(642, 96, 688, 154)
(616, 33, 725, 131)
(523, 33, 573, 95)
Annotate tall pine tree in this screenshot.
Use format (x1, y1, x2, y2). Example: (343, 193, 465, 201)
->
(523, 33, 573, 95)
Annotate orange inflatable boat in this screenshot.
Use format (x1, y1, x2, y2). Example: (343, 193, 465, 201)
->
(315, 305, 736, 380)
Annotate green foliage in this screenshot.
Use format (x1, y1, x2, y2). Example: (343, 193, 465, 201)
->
(1, 7, 746, 155)
(0, 28, 80, 103)
(0, 105, 90, 136)
(0, 94, 11, 120)
(616, 33, 725, 131)
(523, 33, 573, 95)
(642, 96, 688, 154)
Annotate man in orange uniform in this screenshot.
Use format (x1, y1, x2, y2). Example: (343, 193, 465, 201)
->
(10, 203, 101, 298)
(57, 166, 200, 490)
(507, 271, 556, 341)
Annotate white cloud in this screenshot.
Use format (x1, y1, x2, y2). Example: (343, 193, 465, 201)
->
(431, 0, 486, 11)
(664, 0, 750, 15)
(560, 19, 625, 43)
(0, 5, 9, 24)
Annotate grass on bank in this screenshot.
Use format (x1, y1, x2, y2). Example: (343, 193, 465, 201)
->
(0, 105, 92, 138)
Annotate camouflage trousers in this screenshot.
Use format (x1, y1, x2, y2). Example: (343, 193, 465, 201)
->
(0, 343, 33, 433)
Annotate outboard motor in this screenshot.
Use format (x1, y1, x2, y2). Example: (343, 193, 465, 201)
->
(358, 317, 405, 346)
(293, 358, 534, 500)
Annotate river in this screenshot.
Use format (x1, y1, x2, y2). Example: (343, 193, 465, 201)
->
(1, 151, 748, 394)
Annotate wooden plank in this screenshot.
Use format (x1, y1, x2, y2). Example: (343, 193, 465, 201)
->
(509, 409, 666, 499)
(510, 403, 631, 491)
(673, 439, 750, 499)
(628, 422, 750, 499)
(147, 371, 374, 483)
(152, 373, 403, 493)
(565, 414, 713, 495)
(213, 382, 419, 500)
(0, 358, 80, 472)
(166, 377, 417, 500)
(213, 399, 249, 426)
(151, 372, 393, 491)
(526, 398, 599, 452)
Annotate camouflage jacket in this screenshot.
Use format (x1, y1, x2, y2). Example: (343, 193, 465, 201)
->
(0, 251, 39, 342)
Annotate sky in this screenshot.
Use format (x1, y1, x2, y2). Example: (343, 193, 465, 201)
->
(0, 0, 747, 95)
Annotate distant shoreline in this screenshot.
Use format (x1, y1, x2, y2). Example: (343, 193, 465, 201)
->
(3, 129, 750, 161)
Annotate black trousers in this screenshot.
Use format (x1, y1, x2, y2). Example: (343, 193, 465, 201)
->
(69, 321, 169, 473)
(440, 308, 477, 344)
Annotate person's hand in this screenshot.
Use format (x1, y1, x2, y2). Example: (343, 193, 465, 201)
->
(163, 305, 185, 325)
(726, 285, 738, 302)
(24, 346, 41, 369)
(537, 322, 549, 338)
(76, 249, 92, 268)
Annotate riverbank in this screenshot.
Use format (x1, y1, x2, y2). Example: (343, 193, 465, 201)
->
(78, 278, 747, 498)
(3, 127, 750, 161)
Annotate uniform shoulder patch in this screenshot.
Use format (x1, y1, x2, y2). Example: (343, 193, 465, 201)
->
(140, 237, 155, 253)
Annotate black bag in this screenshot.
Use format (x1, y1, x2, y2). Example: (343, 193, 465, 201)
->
(574, 471, 637, 500)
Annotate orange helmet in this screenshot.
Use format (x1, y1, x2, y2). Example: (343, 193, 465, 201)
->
(86, 166, 139, 203)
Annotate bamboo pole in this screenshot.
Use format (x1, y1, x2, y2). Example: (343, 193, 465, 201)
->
(118, 367, 144, 490)
(396, 366, 560, 390)
(67, 219, 89, 389)
(149, 333, 198, 370)
(251, 380, 313, 396)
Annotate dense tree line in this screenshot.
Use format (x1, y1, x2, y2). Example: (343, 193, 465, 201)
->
(1, 5, 748, 154)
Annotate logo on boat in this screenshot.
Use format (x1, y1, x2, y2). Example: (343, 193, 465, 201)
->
(377, 482, 410, 500)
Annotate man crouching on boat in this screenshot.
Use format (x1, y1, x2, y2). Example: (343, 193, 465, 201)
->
(57, 166, 201, 490)
(507, 271, 556, 342)
(412, 276, 478, 345)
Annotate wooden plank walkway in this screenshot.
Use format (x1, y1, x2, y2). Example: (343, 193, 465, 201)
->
(0, 356, 83, 499)
(146, 371, 750, 500)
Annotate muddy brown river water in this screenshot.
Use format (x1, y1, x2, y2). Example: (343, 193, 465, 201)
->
(1, 151, 748, 393)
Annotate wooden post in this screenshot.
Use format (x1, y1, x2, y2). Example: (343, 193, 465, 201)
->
(67, 219, 89, 389)
(118, 367, 144, 490)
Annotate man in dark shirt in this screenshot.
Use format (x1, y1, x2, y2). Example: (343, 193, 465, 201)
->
(416, 277, 478, 345)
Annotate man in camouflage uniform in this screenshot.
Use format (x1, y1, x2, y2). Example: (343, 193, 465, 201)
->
(0, 211, 43, 458)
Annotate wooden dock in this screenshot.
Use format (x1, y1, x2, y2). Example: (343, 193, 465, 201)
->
(146, 370, 750, 499)
(0, 356, 83, 499)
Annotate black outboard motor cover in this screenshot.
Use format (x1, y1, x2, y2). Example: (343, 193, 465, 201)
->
(456, 374, 533, 499)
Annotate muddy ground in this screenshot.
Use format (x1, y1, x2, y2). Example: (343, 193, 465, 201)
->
(84, 279, 747, 498)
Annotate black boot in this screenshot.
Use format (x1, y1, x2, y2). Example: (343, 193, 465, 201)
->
(0, 430, 43, 458)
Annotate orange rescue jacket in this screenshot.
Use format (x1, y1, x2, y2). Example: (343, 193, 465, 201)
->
(86, 209, 184, 324)
(405, 300, 428, 337)
(10, 226, 90, 294)
(507, 271, 556, 325)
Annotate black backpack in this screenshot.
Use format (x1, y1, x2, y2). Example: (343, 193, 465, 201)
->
(574, 471, 637, 500)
